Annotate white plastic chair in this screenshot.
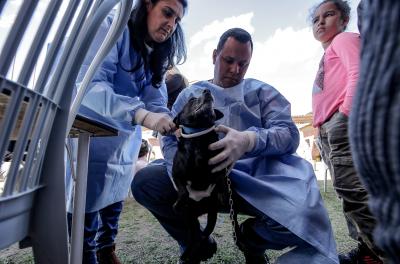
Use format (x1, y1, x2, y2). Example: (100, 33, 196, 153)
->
(0, 0, 132, 263)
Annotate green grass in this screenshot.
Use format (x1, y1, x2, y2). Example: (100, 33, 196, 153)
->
(0, 180, 356, 263)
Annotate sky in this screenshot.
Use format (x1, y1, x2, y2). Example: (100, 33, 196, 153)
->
(178, 0, 361, 115)
(0, 0, 361, 115)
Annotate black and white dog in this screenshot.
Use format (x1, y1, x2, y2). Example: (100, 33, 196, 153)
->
(172, 89, 227, 262)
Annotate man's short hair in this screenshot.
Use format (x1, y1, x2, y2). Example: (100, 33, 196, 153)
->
(138, 139, 149, 158)
(216, 28, 253, 53)
(166, 73, 188, 109)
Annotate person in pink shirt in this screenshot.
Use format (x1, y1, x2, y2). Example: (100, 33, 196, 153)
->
(310, 1, 385, 263)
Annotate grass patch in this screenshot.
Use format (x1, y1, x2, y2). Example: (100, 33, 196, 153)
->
(0, 180, 356, 263)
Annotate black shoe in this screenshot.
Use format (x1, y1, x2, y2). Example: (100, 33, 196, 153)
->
(236, 220, 270, 264)
(243, 252, 270, 264)
(339, 243, 382, 264)
(96, 244, 121, 264)
(179, 236, 217, 263)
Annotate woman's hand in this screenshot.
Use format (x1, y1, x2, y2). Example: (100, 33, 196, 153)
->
(135, 109, 176, 135)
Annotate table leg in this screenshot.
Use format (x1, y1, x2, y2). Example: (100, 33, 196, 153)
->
(70, 133, 90, 264)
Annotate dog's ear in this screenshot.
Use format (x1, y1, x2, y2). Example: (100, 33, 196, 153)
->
(214, 109, 224, 121)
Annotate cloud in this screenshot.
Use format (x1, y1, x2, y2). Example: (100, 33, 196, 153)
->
(180, 14, 323, 115)
(248, 26, 322, 115)
(0, 14, 16, 29)
(0, 0, 22, 29)
(188, 13, 255, 50)
(0, 0, 64, 84)
(180, 13, 255, 83)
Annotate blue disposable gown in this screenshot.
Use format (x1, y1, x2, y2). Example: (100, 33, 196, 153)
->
(66, 16, 169, 213)
(162, 79, 339, 263)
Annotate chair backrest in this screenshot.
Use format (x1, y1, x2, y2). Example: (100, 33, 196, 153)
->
(0, 1, 131, 263)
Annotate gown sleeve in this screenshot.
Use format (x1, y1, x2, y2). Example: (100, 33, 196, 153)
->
(77, 16, 169, 126)
(245, 84, 300, 157)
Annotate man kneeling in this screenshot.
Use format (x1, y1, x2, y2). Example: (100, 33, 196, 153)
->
(132, 28, 339, 264)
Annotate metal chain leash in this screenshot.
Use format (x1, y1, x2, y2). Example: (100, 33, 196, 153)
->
(225, 167, 271, 263)
(225, 166, 239, 245)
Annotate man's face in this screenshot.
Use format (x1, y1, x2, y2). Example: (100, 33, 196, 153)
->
(212, 37, 252, 88)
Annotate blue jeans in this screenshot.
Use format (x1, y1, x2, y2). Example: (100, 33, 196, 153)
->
(131, 164, 307, 255)
(67, 201, 123, 264)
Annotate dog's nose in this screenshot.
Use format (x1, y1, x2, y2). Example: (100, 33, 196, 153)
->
(203, 89, 211, 95)
(201, 89, 214, 102)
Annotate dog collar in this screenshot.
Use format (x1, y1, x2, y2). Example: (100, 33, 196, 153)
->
(179, 125, 215, 139)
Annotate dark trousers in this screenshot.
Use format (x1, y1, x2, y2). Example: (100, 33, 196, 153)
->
(67, 201, 123, 264)
(132, 164, 317, 258)
(318, 111, 379, 253)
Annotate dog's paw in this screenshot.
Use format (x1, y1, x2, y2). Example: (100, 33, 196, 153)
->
(180, 236, 217, 263)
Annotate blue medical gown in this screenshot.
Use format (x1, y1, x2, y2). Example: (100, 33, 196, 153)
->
(66, 16, 169, 213)
(162, 79, 338, 263)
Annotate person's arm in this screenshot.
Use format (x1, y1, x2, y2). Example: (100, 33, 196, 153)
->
(140, 82, 169, 114)
(78, 16, 174, 133)
(78, 17, 144, 124)
(208, 83, 299, 172)
(334, 33, 361, 115)
(246, 85, 300, 156)
(133, 81, 175, 134)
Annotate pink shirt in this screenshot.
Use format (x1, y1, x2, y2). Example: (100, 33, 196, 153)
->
(312, 32, 360, 127)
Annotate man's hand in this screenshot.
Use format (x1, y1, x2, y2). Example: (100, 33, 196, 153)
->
(208, 125, 256, 173)
(135, 109, 176, 135)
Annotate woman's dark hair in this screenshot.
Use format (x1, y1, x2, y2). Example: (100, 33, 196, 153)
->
(309, 0, 351, 30)
(127, 0, 187, 87)
(216, 28, 253, 53)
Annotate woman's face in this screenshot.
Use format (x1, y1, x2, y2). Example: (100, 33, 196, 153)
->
(146, 0, 184, 43)
(312, 1, 348, 48)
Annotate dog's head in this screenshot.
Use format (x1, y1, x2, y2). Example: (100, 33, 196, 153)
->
(174, 89, 223, 129)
